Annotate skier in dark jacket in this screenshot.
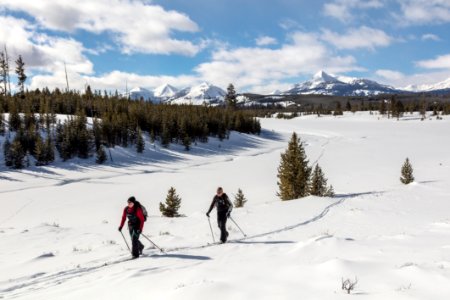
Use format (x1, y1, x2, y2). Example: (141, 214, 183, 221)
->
(206, 187, 233, 243)
(118, 196, 145, 258)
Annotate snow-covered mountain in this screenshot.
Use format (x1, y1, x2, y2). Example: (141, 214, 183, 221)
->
(153, 84, 178, 100)
(283, 71, 402, 96)
(125, 87, 155, 101)
(169, 82, 226, 105)
(403, 77, 450, 94)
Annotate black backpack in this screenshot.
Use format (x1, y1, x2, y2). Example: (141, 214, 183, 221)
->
(216, 194, 231, 211)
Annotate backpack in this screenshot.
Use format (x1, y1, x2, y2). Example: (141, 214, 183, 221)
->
(216, 194, 231, 211)
(134, 201, 148, 222)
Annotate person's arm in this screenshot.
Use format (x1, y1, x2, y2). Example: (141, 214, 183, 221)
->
(136, 207, 145, 232)
(119, 208, 127, 230)
(206, 197, 216, 216)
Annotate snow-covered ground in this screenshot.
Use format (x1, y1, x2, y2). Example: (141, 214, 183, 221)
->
(1, 112, 449, 299)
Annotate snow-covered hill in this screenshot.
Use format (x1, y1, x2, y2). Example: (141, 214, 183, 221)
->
(1, 112, 450, 299)
(283, 71, 401, 96)
(153, 83, 179, 100)
(169, 82, 226, 105)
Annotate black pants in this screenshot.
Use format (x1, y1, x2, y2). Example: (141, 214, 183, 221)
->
(217, 211, 229, 243)
(129, 226, 144, 257)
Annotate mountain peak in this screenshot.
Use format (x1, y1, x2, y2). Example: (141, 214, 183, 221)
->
(313, 70, 339, 83)
(153, 83, 178, 98)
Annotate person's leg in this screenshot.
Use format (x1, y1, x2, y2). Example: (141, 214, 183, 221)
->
(218, 211, 228, 243)
(130, 228, 140, 258)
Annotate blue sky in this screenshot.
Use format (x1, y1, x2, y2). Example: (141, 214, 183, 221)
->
(1, 0, 450, 93)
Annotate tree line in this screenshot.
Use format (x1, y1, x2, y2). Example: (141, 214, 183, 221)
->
(0, 55, 261, 169)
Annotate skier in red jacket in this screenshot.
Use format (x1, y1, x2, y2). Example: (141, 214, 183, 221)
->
(118, 196, 145, 258)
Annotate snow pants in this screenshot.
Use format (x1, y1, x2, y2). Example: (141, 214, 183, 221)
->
(217, 211, 229, 243)
(129, 226, 144, 258)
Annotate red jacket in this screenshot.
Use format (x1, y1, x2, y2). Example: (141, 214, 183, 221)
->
(119, 206, 145, 231)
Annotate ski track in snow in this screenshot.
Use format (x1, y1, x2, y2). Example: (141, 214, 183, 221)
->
(0, 191, 353, 298)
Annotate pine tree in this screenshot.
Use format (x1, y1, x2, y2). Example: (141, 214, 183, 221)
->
(0, 110, 5, 135)
(159, 187, 182, 217)
(400, 158, 414, 184)
(333, 101, 343, 116)
(3, 138, 12, 167)
(136, 127, 145, 153)
(379, 99, 386, 115)
(44, 136, 55, 164)
(96, 145, 107, 164)
(10, 138, 25, 169)
(34, 136, 46, 166)
(309, 164, 334, 197)
(345, 100, 352, 112)
(15, 55, 27, 97)
(234, 188, 248, 208)
(182, 134, 191, 151)
(277, 132, 311, 200)
(225, 83, 237, 108)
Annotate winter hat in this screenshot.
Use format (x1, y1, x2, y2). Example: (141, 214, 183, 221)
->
(127, 196, 136, 203)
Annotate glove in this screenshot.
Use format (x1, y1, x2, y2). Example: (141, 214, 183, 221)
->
(206, 212, 210, 218)
(118, 226, 122, 232)
(226, 211, 231, 218)
(136, 229, 141, 235)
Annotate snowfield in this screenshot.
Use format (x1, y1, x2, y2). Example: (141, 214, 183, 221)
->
(1, 112, 449, 299)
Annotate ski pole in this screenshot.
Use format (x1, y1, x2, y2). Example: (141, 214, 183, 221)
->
(207, 216, 215, 243)
(229, 216, 247, 237)
(141, 233, 165, 253)
(120, 231, 131, 253)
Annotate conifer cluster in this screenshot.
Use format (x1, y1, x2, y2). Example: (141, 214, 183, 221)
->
(277, 132, 334, 200)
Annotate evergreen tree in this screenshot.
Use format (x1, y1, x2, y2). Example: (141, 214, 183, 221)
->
(277, 132, 311, 200)
(234, 188, 248, 208)
(182, 134, 191, 151)
(345, 100, 352, 112)
(136, 127, 145, 153)
(96, 145, 107, 164)
(333, 102, 343, 116)
(3, 138, 12, 167)
(400, 158, 414, 184)
(225, 83, 237, 108)
(159, 187, 182, 217)
(9, 138, 25, 169)
(34, 136, 46, 166)
(379, 99, 386, 115)
(44, 136, 55, 164)
(8, 102, 21, 131)
(0, 110, 5, 135)
(15, 55, 27, 97)
(309, 164, 334, 197)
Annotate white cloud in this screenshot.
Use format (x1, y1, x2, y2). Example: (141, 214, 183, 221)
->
(375, 69, 405, 81)
(0, 16, 93, 75)
(397, 0, 450, 25)
(374, 69, 450, 88)
(416, 54, 450, 69)
(324, 0, 384, 22)
(29, 70, 200, 92)
(0, 0, 202, 56)
(421, 33, 441, 41)
(321, 26, 392, 50)
(195, 32, 360, 91)
(255, 36, 277, 46)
